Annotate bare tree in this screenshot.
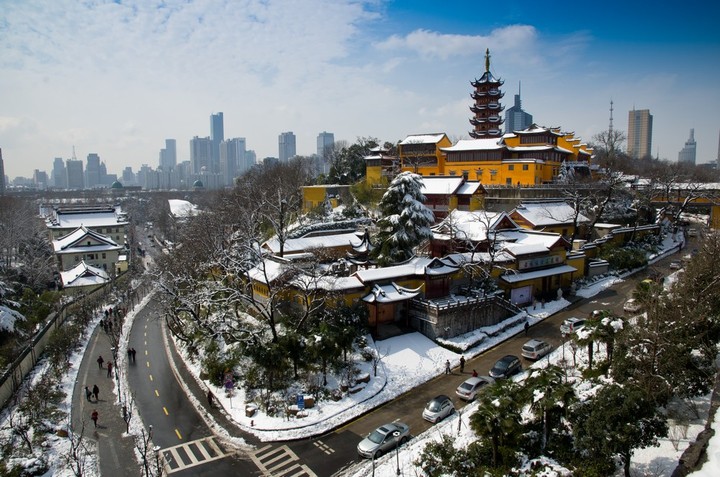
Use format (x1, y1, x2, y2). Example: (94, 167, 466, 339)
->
(62, 418, 91, 477)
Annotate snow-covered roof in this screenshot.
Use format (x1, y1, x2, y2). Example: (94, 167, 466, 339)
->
(455, 182, 481, 195)
(511, 202, 590, 226)
(59, 261, 111, 288)
(169, 199, 199, 218)
(399, 133, 446, 145)
(420, 177, 465, 195)
(499, 264, 577, 284)
(432, 210, 513, 242)
(291, 274, 364, 292)
(263, 232, 361, 255)
(53, 226, 123, 253)
(247, 259, 292, 285)
(46, 211, 129, 229)
(502, 242, 549, 256)
(362, 283, 422, 303)
(440, 138, 503, 152)
(514, 125, 563, 136)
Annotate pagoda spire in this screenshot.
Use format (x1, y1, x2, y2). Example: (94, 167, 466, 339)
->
(485, 48, 491, 73)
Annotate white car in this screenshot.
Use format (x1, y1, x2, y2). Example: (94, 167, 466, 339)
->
(455, 376, 494, 401)
(560, 317, 585, 335)
(669, 260, 682, 270)
(422, 395, 455, 423)
(521, 339, 553, 360)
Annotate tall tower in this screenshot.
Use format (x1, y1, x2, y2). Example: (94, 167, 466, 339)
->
(66, 158, 84, 189)
(0, 148, 5, 196)
(52, 157, 67, 189)
(627, 109, 653, 159)
(678, 129, 697, 165)
(190, 136, 212, 174)
(85, 153, 101, 188)
(220, 138, 247, 186)
(317, 131, 334, 175)
(210, 112, 224, 173)
(159, 139, 177, 170)
(279, 132, 296, 163)
(504, 83, 532, 134)
(469, 49, 504, 139)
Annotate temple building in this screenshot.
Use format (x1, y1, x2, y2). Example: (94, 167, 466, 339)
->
(469, 49, 505, 139)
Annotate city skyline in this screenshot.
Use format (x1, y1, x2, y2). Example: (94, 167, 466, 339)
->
(1, 0, 719, 179)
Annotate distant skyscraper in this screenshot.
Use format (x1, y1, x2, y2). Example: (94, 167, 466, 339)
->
(627, 109, 653, 159)
(160, 139, 177, 170)
(245, 150, 257, 170)
(505, 84, 533, 133)
(52, 157, 67, 189)
(122, 167, 135, 185)
(85, 153, 101, 188)
(33, 170, 48, 190)
(210, 112, 224, 173)
(66, 159, 84, 189)
(316, 131, 334, 175)
(678, 129, 697, 165)
(190, 136, 212, 174)
(278, 132, 296, 163)
(0, 148, 5, 196)
(220, 138, 247, 186)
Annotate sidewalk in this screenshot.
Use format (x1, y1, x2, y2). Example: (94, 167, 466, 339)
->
(72, 324, 138, 477)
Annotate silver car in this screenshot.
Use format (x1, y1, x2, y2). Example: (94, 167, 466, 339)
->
(357, 422, 411, 459)
(422, 395, 455, 423)
(455, 376, 494, 401)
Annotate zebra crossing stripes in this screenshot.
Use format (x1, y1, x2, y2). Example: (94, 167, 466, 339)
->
(160, 436, 228, 474)
(250, 444, 317, 477)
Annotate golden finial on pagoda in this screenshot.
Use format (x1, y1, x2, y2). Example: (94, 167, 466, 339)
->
(485, 48, 490, 73)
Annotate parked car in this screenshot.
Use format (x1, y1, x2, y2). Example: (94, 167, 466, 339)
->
(455, 376, 494, 401)
(560, 317, 586, 335)
(521, 339, 553, 360)
(357, 422, 411, 459)
(623, 298, 643, 313)
(422, 395, 455, 423)
(669, 260, 682, 270)
(688, 228, 698, 237)
(489, 355, 522, 379)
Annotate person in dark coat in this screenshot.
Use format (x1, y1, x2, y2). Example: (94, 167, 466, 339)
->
(97, 355, 104, 369)
(91, 409, 99, 428)
(107, 361, 113, 378)
(92, 384, 99, 401)
(131, 348, 136, 363)
(459, 356, 466, 373)
(85, 386, 92, 401)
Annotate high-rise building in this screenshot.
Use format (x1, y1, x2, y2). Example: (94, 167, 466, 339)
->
(210, 112, 224, 173)
(279, 132, 296, 163)
(505, 84, 532, 133)
(678, 129, 697, 165)
(33, 170, 48, 190)
(469, 49, 504, 139)
(159, 139, 177, 170)
(317, 131, 335, 175)
(220, 138, 247, 186)
(52, 157, 67, 189)
(245, 150, 257, 170)
(0, 148, 5, 196)
(627, 109, 653, 159)
(85, 153, 101, 188)
(190, 136, 212, 174)
(66, 159, 84, 189)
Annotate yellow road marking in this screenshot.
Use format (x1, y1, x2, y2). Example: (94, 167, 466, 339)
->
(175, 429, 182, 440)
(155, 389, 159, 397)
(145, 349, 148, 355)
(149, 374, 153, 381)
(146, 361, 150, 368)
(163, 407, 169, 415)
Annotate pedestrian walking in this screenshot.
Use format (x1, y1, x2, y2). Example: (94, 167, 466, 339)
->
(472, 369, 478, 377)
(207, 390, 214, 407)
(131, 348, 136, 363)
(524, 321, 529, 336)
(459, 355, 466, 373)
(84, 386, 92, 401)
(127, 348, 133, 362)
(107, 361, 113, 378)
(97, 355, 104, 369)
(92, 384, 99, 401)
(91, 409, 99, 428)
(444, 359, 451, 375)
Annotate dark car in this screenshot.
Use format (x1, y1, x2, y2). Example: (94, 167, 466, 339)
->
(422, 395, 455, 423)
(489, 355, 522, 379)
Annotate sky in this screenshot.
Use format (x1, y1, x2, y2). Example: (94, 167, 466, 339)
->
(1, 0, 719, 180)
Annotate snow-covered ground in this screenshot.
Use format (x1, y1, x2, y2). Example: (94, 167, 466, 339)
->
(4, 227, 717, 477)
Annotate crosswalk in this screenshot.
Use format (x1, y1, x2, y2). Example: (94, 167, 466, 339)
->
(250, 444, 317, 477)
(160, 436, 228, 474)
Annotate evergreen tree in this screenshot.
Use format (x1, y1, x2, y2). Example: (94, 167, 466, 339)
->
(371, 172, 434, 265)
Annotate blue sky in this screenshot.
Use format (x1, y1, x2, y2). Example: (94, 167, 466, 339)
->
(1, 0, 719, 179)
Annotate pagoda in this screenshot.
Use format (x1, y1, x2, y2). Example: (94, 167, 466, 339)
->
(469, 49, 504, 139)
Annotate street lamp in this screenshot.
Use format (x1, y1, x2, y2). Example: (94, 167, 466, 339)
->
(392, 430, 401, 476)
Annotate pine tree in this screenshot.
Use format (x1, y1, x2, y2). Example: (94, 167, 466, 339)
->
(371, 172, 434, 265)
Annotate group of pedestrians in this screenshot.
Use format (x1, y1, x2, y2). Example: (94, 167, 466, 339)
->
(446, 355, 476, 376)
(126, 347, 137, 363)
(84, 384, 101, 402)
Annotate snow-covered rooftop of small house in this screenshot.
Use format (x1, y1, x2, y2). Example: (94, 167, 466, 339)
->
(53, 226, 122, 253)
(290, 274, 364, 292)
(502, 242, 550, 256)
(60, 261, 111, 288)
(353, 256, 458, 284)
(247, 258, 291, 284)
(168, 199, 199, 218)
(362, 283, 422, 303)
(456, 181, 482, 195)
(263, 231, 361, 255)
(500, 264, 577, 284)
(420, 177, 465, 195)
(514, 124, 563, 136)
(499, 229, 568, 249)
(399, 133, 446, 145)
(512, 202, 590, 226)
(46, 211, 129, 229)
(432, 210, 510, 242)
(440, 138, 503, 152)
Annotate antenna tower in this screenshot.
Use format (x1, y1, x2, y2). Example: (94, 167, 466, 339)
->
(609, 100, 614, 133)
